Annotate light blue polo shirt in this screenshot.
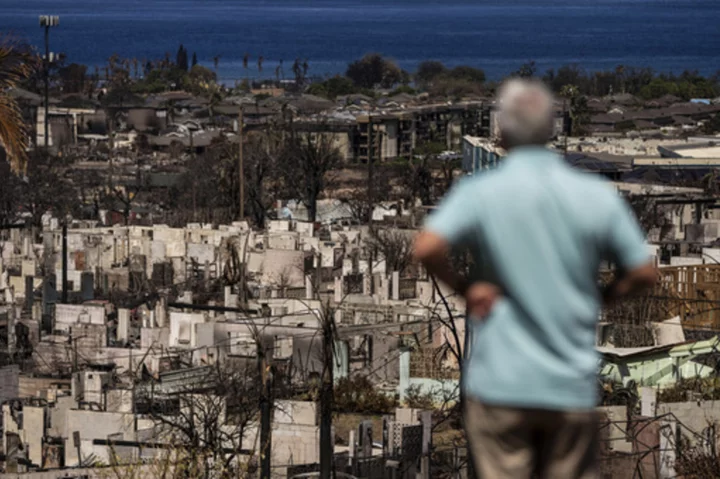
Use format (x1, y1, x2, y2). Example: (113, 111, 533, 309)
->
(426, 146, 648, 410)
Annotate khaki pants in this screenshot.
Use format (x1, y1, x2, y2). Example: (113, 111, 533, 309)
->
(464, 398, 599, 479)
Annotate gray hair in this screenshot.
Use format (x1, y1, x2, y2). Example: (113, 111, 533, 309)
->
(496, 78, 555, 147)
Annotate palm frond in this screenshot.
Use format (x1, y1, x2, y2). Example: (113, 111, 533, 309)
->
(0, 96, 28, 173)
(0, 35, 38, 173)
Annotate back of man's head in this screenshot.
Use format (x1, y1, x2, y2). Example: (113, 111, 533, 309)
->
(496, 79, 555, 149)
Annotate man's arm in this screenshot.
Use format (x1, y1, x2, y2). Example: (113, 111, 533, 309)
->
(413, 231, 469, 296)
(603, 193, 658, 303)
(416, 179, 502, 318)
(603, 262, 657, 304)
(414, 231, 501, 317)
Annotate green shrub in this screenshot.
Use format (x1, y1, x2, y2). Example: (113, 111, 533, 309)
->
(334, 375, 398, 414)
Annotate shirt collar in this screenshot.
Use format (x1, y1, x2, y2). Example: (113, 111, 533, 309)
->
(503, 146, 562, 168)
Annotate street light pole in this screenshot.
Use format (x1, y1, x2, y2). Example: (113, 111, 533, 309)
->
(238, 106, 244, 220)
(39, 15, 59, 150)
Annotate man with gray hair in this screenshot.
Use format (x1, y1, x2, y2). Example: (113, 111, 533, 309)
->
(413, 79, 656, 478)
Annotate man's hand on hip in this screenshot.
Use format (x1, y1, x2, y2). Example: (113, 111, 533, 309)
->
(465, 282, 502, 319)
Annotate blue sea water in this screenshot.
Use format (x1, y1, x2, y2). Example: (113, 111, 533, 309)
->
(1, 0, 719, 83)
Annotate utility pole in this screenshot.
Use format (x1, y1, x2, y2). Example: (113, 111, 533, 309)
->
(319, 312, 335, 479)
(107, 113, 114, 192)
(43, 22, 50, 150)
(238, 107, 245, 220)
(257, 341, 272, 479)
(366, 117, 374, 226)
(61, 220, 68, 303)
(73, 335, 77, 372)
(563, 98, 569, 155)
(71, 335, 87, 373)
(39, 15, 59, 150)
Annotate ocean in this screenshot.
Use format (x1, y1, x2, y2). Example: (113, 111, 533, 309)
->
(1, 0, 719, 83)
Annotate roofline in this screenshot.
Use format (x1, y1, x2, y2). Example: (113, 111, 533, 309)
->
(633, 157, 720, 168)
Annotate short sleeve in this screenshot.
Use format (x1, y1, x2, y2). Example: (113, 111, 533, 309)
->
(604, 192, 649, 270)
(424, 180, 477, 247)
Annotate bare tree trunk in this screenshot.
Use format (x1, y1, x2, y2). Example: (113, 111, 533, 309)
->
(319, 322, 334, 478)
(258, 344, 272, 478)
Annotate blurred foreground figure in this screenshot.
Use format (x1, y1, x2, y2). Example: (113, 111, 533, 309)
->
(413, 79, 657, 479)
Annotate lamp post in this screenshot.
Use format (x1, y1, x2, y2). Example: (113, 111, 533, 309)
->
(39, 15, 59, 150)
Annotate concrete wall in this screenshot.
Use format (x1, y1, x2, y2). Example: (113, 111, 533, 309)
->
(17, 375, 71, 400)
(24, 406, 45, 467)
(247, 249, 306, 287)
(2, 404, 45, 468)
(397, 350, 459, 404)
(186, 242, 215, 264)
(64, 409, 135, 466)
(168, 311, 206, 348)
(0, 365, 20, 403)
(274, 400, 317, 426)
(54, 303, 105, 332)
(154, 227, 186, 257)
(271, 401, 320, 470)
(106, 389, 134, 413)
(266, 233, 298, 250)
(669, 256, 704, 266)
(48, 395, 74, 437)
(657, 401, 720, 441)
(597, 405, 632, 453)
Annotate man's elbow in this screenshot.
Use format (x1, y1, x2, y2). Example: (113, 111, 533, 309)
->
(413, 232, 448, 265)
(630, 263, 658, 290)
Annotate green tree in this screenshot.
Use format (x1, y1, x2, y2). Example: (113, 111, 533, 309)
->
(306, 75, 358, 99)
(191, 52, 197, 68)
(560, 84, 590, 136)
(334, 375, 397, 414)
(391, 85, 416, 96)
(516, 60, 537, 78)
(430, 77, 482, 99)
(183, 65, 217, 93)
(703, 114, 720, 135)
(543, 64, 583, 93)
(638, 78, 678, 100)
(346, 53, 405, 89)
(176, 44, 188, 72)
(415, 60, 446, 86)
(448, 65, 486, 83)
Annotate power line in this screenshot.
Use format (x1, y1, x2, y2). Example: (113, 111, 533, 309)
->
(33, 309, 321, 365)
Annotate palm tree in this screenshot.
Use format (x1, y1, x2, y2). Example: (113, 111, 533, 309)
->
(292, 59, 302, 86)
(615, 65, 626, 94)
(0, 36, 36, 174)
(560, 84, 590, 136)
(243, 53, 250, 85)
